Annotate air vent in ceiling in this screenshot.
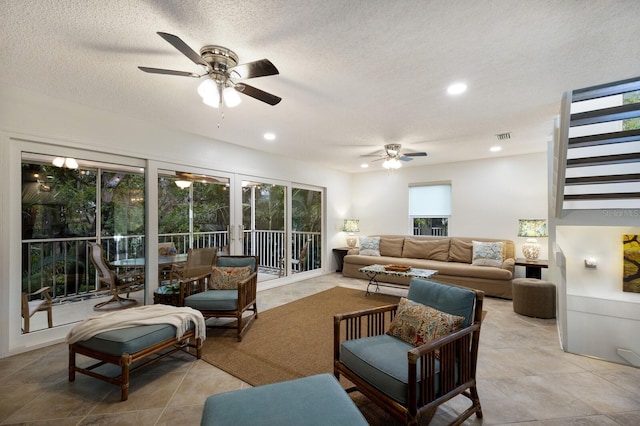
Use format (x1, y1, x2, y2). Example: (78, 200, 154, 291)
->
(496, 132, 511, 140)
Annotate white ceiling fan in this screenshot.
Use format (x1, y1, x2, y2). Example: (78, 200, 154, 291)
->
(362, 144, 427, 169)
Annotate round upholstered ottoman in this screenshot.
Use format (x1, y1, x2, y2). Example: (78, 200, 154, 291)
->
(512, 278, 556, 319)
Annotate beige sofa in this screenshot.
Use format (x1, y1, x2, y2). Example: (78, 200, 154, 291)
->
(342, 235, 515, 299)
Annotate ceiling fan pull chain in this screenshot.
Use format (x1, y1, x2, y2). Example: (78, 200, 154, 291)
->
(217, 102, 225, 128)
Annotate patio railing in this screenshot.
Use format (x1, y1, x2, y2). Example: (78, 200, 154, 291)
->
(22, 230, 321, 300)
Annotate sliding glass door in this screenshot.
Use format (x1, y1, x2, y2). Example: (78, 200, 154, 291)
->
(291, 186, 322, 273)
(21, 152, 145, 332)
(240, 178, 287, 280)
(18, 148, 325, 337)
(158, 170, 231, 255)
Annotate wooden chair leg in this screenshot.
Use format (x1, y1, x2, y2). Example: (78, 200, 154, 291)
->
(237, 314, 243, 342)
(47, 306, 53, 328)
(69, 346, 76, 381)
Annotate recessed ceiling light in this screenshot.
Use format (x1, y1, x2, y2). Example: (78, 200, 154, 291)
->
(447, 82, 467, 95)
(490, 146, 502, 152)
(264, 132, 276, 141)
(360, 163, 369, 168)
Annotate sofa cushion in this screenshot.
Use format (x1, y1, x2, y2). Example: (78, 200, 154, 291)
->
(402, 238, 450, 261)
(345, 254, 510, 279)
(209, 266, 251, 290)
(379, 237, 405, 257)
(359, 236, 380, 256)
(472, 241, 504, 267)
(448, 238, 473, 263)
(387, 297, 464, 346)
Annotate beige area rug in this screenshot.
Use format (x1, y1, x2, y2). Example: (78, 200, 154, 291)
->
(201, 286, 399, 386)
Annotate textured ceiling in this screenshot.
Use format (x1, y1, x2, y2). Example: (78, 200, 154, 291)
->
(1, 0, 639, 173)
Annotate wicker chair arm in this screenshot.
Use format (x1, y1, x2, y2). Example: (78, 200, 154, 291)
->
(406, 322, 481, 415)
(178, 271, 213, 306)
(408, 323, 480, 362)
(236, 272, 258, 307)
(30, 286, 52, 299)
(333, 304, 399, 361)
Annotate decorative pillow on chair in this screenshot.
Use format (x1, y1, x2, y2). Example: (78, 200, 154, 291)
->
(358, 237, 381, 256)
(471, 241, 504, 267)
(387, 297, 465, 347)
(209, 266, 252, 290)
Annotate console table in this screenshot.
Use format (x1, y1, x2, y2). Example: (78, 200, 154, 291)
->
(515, 258, 548, 279)
(359, 264, 437, 295)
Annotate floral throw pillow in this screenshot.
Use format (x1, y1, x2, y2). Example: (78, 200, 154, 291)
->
(208, 266, 251, 290)
(471, 241, 504, 267)
(387, 297, 465, 347)
(359, 236, 380, 256)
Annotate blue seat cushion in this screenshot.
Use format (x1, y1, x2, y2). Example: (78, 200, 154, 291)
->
(216, 256, 257, 273)
(341, 334, 442, 405)
(407, 278, 476, 326)
(185, 289, 238, 311)
(202, 373, 368, 426)
(75, 323, 192, 356)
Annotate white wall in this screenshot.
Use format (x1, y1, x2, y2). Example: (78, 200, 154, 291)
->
(351, 152, 549, 261)
(0, 83, 352, 357)
(555, 224, 640, 366)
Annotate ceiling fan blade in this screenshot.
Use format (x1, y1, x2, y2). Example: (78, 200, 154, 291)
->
(403, 152, 428, 157)
(138, 66, 200, 77)
(235, 83, 282, 105)
(157, 32, 208, 67)
(230, 59, 279, 79)
(400, 156, 414, 162)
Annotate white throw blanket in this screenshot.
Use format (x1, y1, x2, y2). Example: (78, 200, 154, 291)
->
(66, 305, 206, 344)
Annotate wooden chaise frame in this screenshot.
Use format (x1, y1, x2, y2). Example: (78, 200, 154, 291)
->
(69, 329, 202, 401)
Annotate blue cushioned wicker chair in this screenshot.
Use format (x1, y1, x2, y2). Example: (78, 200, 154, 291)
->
(182, 255, 259, 342)
(334, 278, 484, 425)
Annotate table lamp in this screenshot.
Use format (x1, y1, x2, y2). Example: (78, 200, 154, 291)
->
(517, 219, 547, 261)
(343, 219, 360, 248)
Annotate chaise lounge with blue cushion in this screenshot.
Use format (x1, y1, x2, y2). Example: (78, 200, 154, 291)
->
(68, 307, 204, 401)
(334, 278, 484, 425)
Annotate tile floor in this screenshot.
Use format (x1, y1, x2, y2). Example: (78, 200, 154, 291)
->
(2, 273, 640, 425)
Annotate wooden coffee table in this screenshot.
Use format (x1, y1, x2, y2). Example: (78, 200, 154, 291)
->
(359, 264, 438, 295)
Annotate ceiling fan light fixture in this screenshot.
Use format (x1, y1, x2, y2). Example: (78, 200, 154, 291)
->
(223, 86, 241, 107)
(382, 158, 402, 169)
(198, 79, 241, 108)
(65, 158, 79, 169)
(175, 180, 192, 189)
(198, 79, 217, 99)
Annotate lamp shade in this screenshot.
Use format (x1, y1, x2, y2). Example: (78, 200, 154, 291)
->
(517, 219, 548, 237)
(342, 219, 360, 233)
